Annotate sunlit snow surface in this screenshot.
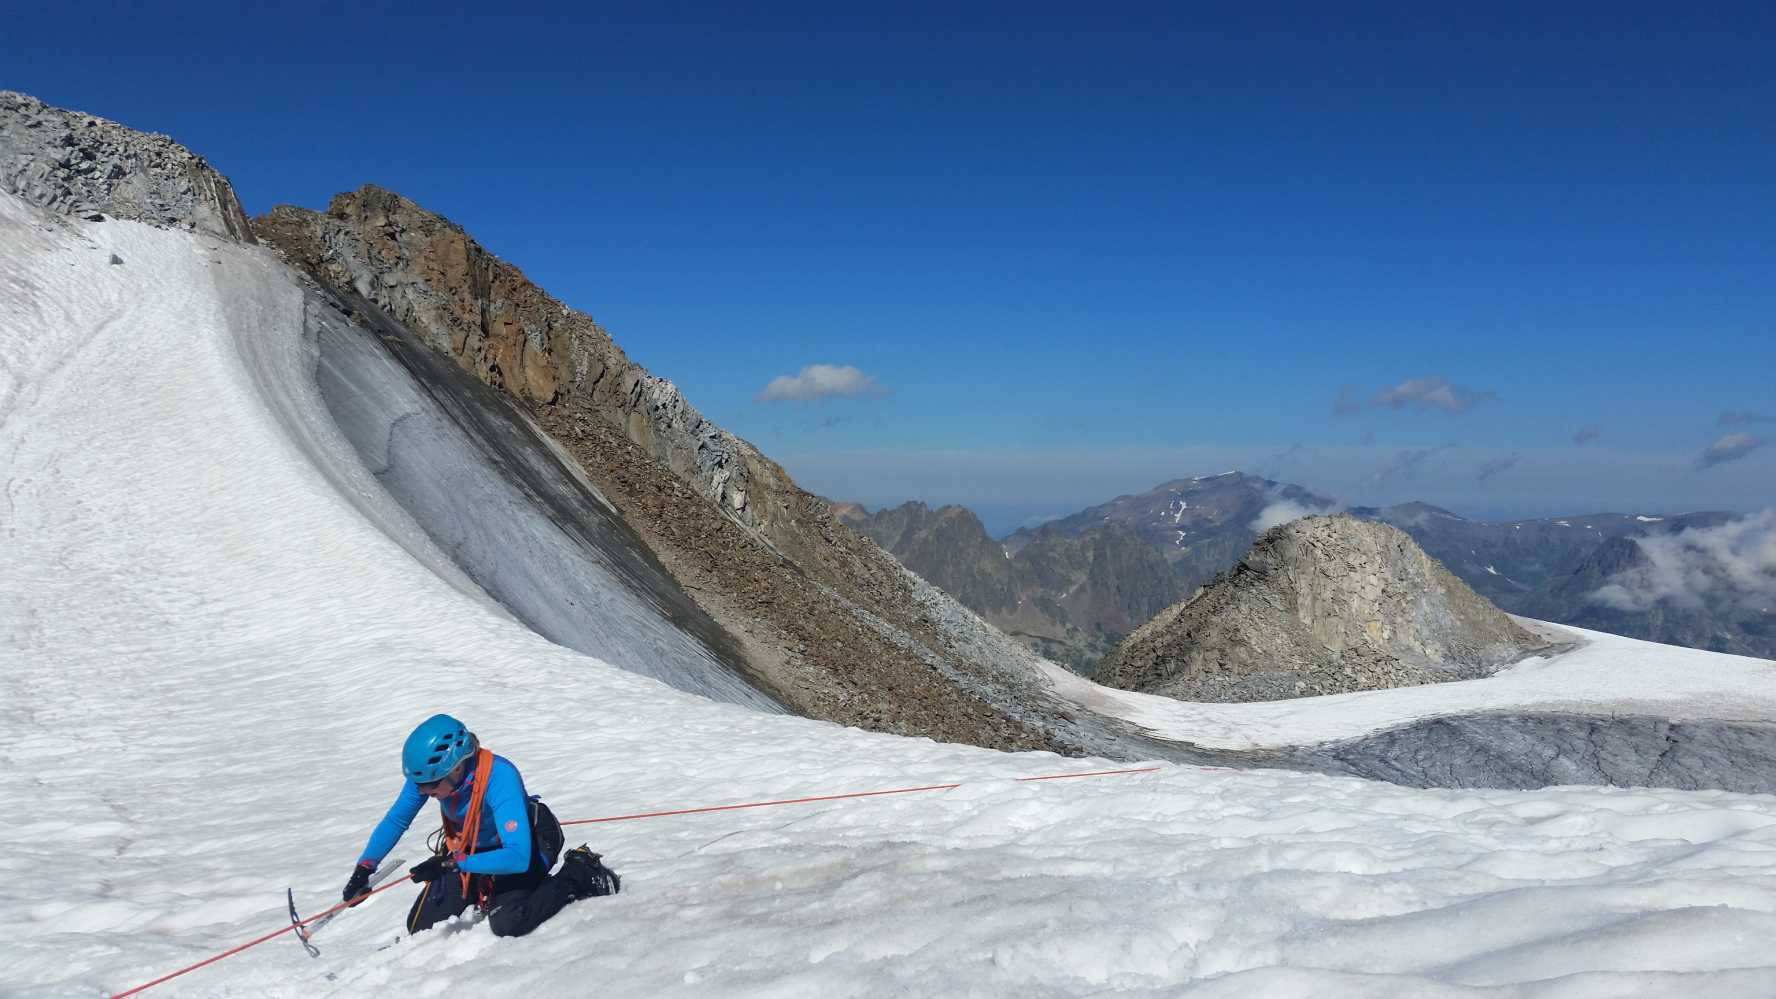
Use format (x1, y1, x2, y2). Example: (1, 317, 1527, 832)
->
(6, 193, 1776, 997)
(1042, 628, 1776, 752)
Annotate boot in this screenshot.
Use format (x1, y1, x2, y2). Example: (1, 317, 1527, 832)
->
(561, 844, 621, 900)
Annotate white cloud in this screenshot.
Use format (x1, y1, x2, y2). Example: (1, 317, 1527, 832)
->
(1250, 499, 1319, 533)
(1372, 376, 1497, 414)
(1590, 509, 1776, 614)
(755, 364, 885, 403)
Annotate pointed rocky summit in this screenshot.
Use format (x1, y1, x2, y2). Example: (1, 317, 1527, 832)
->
(1096, 514, 1553, 702)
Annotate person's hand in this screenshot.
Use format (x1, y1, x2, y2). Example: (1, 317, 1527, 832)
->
(409, 855, 457, 883)
(343, 862, 374, 905)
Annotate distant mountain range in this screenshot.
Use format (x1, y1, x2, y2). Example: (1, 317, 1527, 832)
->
(840, 472, 1337, 669)
(838, 473, 1767, 670)
(1513, 535, 1773, 658)
(834, 500, 1177, 669)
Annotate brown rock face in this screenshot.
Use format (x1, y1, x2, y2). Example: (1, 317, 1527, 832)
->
(1097, 515, 1552, 702)
(255, 185, 785, 533)
(254, 187, 1101, 755)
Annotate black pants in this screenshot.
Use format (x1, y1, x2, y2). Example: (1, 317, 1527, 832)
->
(405, 856, 582, 938)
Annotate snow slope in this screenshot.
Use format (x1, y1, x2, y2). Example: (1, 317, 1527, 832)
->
(7, 194, 1776, 997)
(1041, 624, 1776, 751)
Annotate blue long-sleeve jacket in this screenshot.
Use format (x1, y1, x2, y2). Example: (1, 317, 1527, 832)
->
(358, 753, 534, 876)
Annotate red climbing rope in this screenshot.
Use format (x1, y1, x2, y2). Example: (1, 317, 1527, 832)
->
(110, 875, 411, 998)
(558, 767, 1163, 825)
(107, 764, 1166, 997)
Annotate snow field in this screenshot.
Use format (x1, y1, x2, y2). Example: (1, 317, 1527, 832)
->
(5, 193, 1776, 996)
(1041, 626, 1776, 751)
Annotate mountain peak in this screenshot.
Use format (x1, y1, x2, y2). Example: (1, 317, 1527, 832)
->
(1097, 514, 1550, 702)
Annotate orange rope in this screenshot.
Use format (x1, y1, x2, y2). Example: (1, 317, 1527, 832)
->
(445, 748, 494, 899)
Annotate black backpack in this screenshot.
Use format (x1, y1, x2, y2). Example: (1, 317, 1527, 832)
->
(528, 796, 565, 869)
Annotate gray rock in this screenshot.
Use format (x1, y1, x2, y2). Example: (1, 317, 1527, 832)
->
(1298, 711, 1776, 793)
(1097, 515, 1556, 702)
(0, 91, 253, 242)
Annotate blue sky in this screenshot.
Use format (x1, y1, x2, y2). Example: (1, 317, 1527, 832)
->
(7, 3, 1772, 534)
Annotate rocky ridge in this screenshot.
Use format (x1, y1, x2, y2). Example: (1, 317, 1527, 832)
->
(0, 91, 253, 242)
(1097, 514, 1552, 702)
(252, 185, 1155, 756)
(255, 186, 771, 533)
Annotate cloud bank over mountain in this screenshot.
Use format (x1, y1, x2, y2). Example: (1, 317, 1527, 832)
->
(1591, 509, 1776, 614)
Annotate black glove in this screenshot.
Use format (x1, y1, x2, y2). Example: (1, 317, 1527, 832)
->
(409, 854, 457, 884)
(343, 862, 374, 905)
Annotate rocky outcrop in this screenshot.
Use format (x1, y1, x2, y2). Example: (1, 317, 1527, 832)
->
(0, 91, 252, 242)
(1097, 515, 1551, 702)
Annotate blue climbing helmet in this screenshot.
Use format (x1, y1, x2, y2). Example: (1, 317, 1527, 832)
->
(402, 713, 474, 783)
